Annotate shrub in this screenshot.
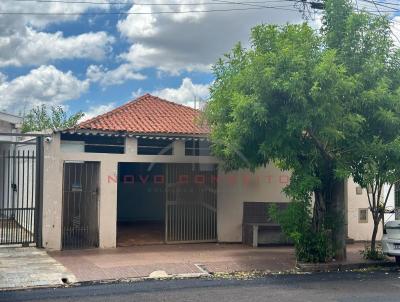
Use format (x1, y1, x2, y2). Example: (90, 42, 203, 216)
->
(360, 244, 386, 261)
(269, 201, 333, 263)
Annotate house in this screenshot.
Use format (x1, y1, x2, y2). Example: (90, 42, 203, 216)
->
(0, 112, 39, 245)
(40, 94, 291, 250)
(16, 94, 394, 250)
(0, 111, 22, 141)
(347, 179, 396, 241)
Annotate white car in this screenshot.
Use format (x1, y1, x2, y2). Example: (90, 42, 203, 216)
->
(382, 220, 400, 264)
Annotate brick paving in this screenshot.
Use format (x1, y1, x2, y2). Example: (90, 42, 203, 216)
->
(50, 243, 296, 282)
(49, 243, 382, 282)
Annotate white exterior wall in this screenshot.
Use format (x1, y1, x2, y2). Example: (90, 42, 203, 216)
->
(346, 178, 396, 241)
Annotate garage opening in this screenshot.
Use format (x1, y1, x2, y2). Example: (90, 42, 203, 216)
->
(117, 162, 218, 246)
(117, 163, 165, 246)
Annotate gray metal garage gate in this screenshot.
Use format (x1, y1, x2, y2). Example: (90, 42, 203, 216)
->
(62, 161, 100, 249)
(0, 133, 44, 246)
(165, 163, 217, 243)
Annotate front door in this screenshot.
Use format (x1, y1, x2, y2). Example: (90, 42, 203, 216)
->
(62, 162, 99, 249)
(165, 163, 217, 243)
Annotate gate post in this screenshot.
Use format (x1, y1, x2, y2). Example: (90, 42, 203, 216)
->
(35, 136, 44, 247)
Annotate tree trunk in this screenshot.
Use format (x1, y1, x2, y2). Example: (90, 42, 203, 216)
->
(312, 190, 326, 233)
(326, 180, 347, 261)
(371, 218, 380, 252)
(371, 211, 382, 253)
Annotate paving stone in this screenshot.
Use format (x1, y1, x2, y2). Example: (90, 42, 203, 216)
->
(0, 247, 76, 290)
(148, 270, 169, 278)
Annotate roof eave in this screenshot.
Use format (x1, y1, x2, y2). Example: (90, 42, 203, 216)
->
(59, 128, 210, 138)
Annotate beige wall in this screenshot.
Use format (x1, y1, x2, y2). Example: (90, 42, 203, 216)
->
(43, 132, 382, 250)
(217, 165, 291, 242)
(42, 133, 219, 250)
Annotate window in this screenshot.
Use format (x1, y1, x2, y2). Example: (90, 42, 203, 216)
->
(61, 133, 125, 154)
(395, 184, 400, 208)
(358, 208, 368, 223)
(137, 138, 173, 155)
(185, 140, 211, 156)
(356, 186, 363, 195)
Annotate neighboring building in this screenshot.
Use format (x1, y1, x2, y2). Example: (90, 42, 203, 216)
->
(0, 112, 38, 245)
(346, 179, 395, 241)
(9, 94, 391, 250)
(0, 111, 22, 141)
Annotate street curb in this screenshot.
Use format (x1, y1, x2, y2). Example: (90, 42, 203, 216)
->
(296, 260, 396, 272)
(2, 262, 397, 292)
(0, 270, 211, 292)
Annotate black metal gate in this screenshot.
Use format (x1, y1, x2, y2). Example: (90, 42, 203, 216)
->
(0, 133, 43, 246)
(62, 161, 99, 249)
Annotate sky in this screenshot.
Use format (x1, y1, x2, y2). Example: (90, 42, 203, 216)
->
(0, 0, 397, 120)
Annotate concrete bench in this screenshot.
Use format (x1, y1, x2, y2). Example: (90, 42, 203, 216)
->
(242, 202, 290, 247)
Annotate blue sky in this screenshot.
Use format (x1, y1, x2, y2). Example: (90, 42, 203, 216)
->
(0, 0, 395, 120)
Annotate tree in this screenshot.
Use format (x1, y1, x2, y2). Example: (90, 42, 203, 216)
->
(323, 0, 400, 256)
(349, 141, 400, 255)
(21, 105, 84, 133)
(205, 0, 400, 261)
(205, 23, 359, 260)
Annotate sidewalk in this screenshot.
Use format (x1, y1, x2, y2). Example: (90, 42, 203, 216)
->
(0, 247, 76, 290)
(0, 243, 394, 290)
(49, 243, 392, 283)
(50, 244, 296, 282)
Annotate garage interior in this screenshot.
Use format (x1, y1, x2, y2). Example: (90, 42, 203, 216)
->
(117, 163, 166, 246)
(117, 162, 218, 246)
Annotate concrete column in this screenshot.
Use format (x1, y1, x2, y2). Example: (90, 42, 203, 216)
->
(98, 160, 118, 248)
(42, 133, 63, 250)
(125, 137, 137, 156)
(174, 140, 185, 157)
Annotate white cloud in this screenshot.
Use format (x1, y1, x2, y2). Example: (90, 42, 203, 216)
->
(132, 88, 144, 99)
(86, 64, 146, 86)
(0, 1, 111, 34)
(117, 5, 159, 38)
(115, 1, 305, 75)
(0, 72, 7, 84)
(120, 43, 211, 75)
(391, 16, 400, 47)
(0, 65, 89, 113)
(151, 77, 210, 107)
(0, 28, 114, 67)
(0, 1, 115, 67)
(81, 102, 116, 121)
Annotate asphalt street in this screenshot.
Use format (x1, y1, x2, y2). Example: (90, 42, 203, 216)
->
(2, 270, 400, 302)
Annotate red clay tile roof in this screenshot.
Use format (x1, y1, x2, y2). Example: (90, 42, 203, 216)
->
(77, 94, 209, 135)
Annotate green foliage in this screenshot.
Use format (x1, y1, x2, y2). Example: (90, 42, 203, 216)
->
(269, 201, 332, 263)
(205, 0, 400, 260)
(323, 0, 400, 253)
(360, 244, 386, 261)
(21, 105, 84, 133)
(206, 22, 359, 175)
(205, 21, 358, 259)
